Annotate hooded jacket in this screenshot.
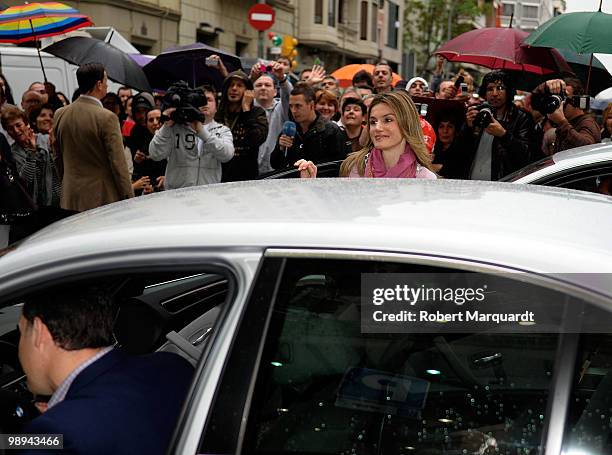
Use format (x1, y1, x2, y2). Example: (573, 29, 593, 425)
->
(215, 70, 268, 181)
(149, 120, 234, 189)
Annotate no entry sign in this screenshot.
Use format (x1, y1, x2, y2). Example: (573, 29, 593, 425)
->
(248, 4, 275, 31)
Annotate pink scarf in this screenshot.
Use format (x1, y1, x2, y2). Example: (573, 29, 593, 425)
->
(365, 144, 417, 178)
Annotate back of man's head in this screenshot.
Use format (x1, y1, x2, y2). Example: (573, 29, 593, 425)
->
(22, 284, 117, 351)
(352, 70, 373, 87)
(77, 63, 105, 94)
(291, 82, 315, 104)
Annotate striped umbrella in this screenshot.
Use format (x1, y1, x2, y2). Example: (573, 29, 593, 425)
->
(0, 2, 93, 81)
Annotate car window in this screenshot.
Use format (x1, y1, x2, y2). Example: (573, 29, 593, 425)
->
(531, 164, 612, 193)
(0, 269, 231, 433)
(199, 257, 595, 455)
(557, 172, 612, 195)
(563, 334, 612, 454)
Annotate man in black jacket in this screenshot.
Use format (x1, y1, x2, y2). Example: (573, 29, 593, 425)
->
(270, 83, 349, 170)
(460, 70, 537, 180)
(215, 70, 268, 181)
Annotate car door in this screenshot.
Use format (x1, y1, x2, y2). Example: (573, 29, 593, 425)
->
(0, 248, 262, 439)
(174, 250, 612, 455)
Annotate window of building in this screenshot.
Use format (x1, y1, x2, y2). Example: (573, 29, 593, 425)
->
(315, 0, 323, 24)
(502, 2, 515, 16)
(235, 41, 248, 57)
(329, 0, 337, 27)
(339, 0, 345, 24)
(360, 1, 368, 40)
(522, 4, 539, 19)
(371, 3, 377, 42)
(386, 1, 399, 49)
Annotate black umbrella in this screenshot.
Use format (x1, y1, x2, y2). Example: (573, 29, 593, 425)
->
(143, 43, 243, 90)
(43, 36, 151, 92)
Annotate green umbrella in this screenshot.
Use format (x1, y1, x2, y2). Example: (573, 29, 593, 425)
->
(523, 0, 612, 92)
(524, 7, 612, 54)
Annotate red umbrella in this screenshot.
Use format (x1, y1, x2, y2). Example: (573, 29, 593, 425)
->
(434, 27, 572, 76)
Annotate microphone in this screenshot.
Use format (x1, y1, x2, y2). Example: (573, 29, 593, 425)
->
(281, 120, 297, 157)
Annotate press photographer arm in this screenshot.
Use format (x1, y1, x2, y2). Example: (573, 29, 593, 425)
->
(148, 114, 176, 161)
(195, 122, 234, 163)
(534, 78, 600, 150)
(206, 54, 228, 78)
(533, 79, 567, 124)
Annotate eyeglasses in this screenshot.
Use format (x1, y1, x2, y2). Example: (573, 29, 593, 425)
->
(486, 85, 507, 93)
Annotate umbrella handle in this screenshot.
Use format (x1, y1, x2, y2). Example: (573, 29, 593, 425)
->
(29, 19, 48, 84)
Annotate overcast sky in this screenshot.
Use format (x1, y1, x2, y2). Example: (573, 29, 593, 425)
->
(565, 0, 612, 12)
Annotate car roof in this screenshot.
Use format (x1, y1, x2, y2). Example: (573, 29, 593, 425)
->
(509, 142, 612, 183)
(2, 179, 612, 275)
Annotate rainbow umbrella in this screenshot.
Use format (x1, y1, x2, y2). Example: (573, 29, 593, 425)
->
(0, 2, 93, 81)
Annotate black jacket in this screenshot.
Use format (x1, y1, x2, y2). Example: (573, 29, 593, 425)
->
(270, 114, 350, 170)
(459, 104, 538, 181)
(216, 70, 269, 182)
(216, 107, 268, 181)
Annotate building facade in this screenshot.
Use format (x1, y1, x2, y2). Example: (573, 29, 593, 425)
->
(497, 0, 564, 31)
(1, 0, 181, 54)
(2, 0, 403, 73)
(178, 0, 404, 73)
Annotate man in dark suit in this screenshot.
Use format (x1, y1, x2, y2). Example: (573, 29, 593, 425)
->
(53, 63, 133, 212)
(17, 284, 193, 455)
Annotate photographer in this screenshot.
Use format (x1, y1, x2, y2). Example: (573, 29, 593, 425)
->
(149, 82, 234, 189)
(460, 70, 536, 181)
(532, 77, 600, 153)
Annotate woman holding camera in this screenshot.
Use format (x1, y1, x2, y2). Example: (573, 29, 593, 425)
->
(295, 90, 436, 179)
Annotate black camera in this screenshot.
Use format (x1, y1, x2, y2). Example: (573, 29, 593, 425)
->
(473, 102, 494, 129)
(161, 81, 207, 124)
(531, 91, 565, 115)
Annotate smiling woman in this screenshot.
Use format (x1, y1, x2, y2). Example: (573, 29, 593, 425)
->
(28, 104, 55, 135)
(296, 90, 437, 179)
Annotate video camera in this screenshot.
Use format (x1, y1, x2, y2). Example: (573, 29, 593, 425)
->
(531, 87, 590, 115)
(161, 81, 207, 124)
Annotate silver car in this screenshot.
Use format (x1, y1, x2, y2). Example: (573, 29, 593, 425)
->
(1, 179, 612, 455)
(502, 142, 612, 193)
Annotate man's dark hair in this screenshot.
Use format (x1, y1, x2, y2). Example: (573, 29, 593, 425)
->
(76, 63, 105, 93)
(352, 70, 374, 87)
(342, 98, 366, 115)
(198, 84, 216, 96)
(118, 86, 131, 94)
(564, 77, 585, 97)
(291, 82, 315, 103)
(299, 68, 312, 79)
(478, 70, 516, 106)
(22, 283, 117, 350)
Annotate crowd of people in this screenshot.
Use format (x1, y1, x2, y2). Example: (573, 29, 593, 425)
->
(1, 54, 611, 244)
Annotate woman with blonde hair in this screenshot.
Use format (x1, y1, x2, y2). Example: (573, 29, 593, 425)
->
(297, 90, 436, 179)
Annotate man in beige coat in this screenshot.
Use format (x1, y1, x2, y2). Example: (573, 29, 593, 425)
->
(53, 63, 133, 211)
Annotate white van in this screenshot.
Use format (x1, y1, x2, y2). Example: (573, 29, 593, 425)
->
(0, 46, 79, 104)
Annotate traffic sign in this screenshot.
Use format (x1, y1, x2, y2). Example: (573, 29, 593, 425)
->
(248, 4, 275, 31)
